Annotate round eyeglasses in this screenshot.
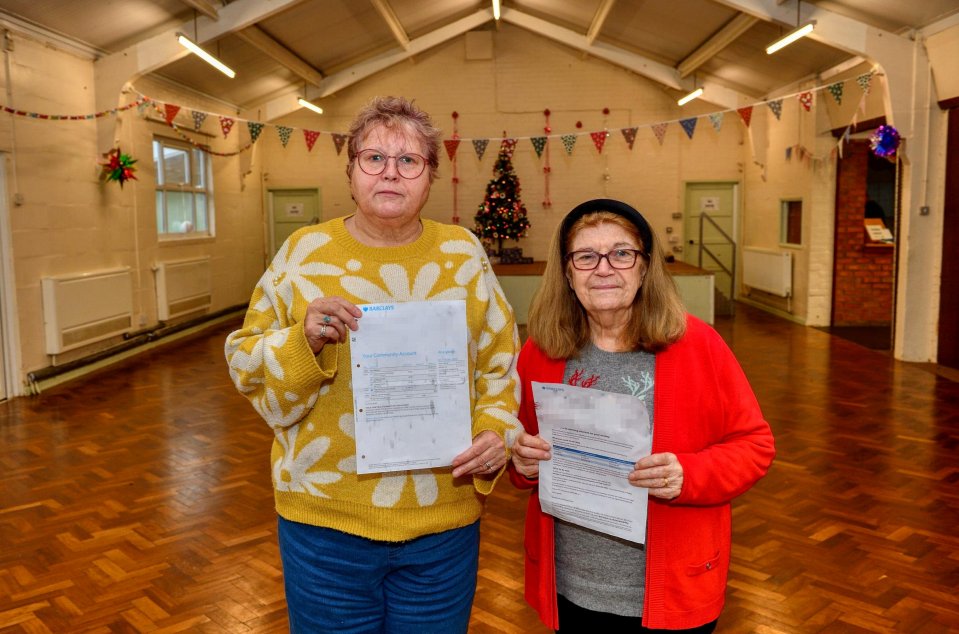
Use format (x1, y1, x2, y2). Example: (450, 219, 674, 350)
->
(354, 148, 427, 179)
(566, 248, 646, 270)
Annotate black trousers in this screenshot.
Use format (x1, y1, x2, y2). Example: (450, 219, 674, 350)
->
(556, 594, 719, 633)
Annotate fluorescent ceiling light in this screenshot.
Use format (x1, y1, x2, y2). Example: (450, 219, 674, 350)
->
(298, 97, 324, 115)
(177, 33, 236, 78)
(677, 87, 703, 106)
(765, 21, 816, 55)
(492, 0, 501, 20)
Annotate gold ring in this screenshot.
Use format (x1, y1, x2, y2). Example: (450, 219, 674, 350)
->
(484, 461, 493, 471)
(663, 477, 669, 488)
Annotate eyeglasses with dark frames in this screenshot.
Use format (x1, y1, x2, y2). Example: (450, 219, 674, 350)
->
(354, 148, 427, 179)
(566, 248, 647, 270)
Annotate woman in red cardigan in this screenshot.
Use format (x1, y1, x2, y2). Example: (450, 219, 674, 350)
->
(509, 199, 775, 632)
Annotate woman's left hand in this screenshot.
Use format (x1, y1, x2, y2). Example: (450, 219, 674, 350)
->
(629, 452, 683, 500)
(451, 430, 506, 478)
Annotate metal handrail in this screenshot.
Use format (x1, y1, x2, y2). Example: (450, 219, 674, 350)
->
(698, 212, 736, 305)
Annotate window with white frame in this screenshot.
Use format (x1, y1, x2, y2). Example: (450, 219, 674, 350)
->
(153, 137, 212, 238)
(780, 199, 802, 246)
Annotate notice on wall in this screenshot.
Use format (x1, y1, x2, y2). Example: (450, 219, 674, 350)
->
(700, 197, 720, 212)
(285, 203, 304, 217)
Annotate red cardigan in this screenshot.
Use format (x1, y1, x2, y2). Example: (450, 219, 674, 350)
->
(508, 315, 775, 630)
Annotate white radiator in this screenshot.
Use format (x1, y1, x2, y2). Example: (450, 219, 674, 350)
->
(742, 248, 792, 297)
(41, 268, 134, 354)
(155, 257, 212, 320)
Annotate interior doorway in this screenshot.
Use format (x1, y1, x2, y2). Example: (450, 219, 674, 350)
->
(938, 108, 959, 369)
(0, 155, 11, 400)
(268, 188, 321, 258)
(683, 181, 738, 315)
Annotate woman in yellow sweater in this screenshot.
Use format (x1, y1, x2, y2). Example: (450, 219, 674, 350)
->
(225, 96, 521, 633)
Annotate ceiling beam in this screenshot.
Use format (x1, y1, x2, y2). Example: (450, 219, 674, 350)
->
(370, 0, 410, 50)
(176, 0, 220, 20)
(94, 0, 306, 152)
(585, 0, 616, 45)
(259, 8, 492, 121)
(677, 13, 759, 78)
(235, 25, 324, 87)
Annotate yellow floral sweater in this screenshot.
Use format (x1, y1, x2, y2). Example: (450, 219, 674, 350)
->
(225, 216, 521, 542)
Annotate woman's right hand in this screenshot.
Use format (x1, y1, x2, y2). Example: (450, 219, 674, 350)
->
(305, 296, 363, 354)
(511, 432, 551, 479)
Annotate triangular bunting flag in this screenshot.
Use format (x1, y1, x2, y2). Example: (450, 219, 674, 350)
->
(191, 111, 207, 131)
(652, 123, 668, 145)
(248, 121, 265, 143)
(530, 136, 547, 158)
(621, 127, 638, 150)
(799, 92, 813, 112)
(303, 129, 321, 152)
(856, 72, 873, 95)
(443, 139, 461, 161)
(708, 112, 724, 132)
(219, 116, 235, 138)
(767, 99, 783, 120)
(827, 82, 843, 105)
(332, 133, 348, 155)
(472, 138, 490, 160)
(163, 104, 181, 124)
(679, 117, 697, 139)
(737, 106, 753, 128)
(277, 126, 293, 148)
(501, 138, 518, 154)
(590, 130, 608, 154)
(786, 146, 793, 160)
(561, 134, 577, 155)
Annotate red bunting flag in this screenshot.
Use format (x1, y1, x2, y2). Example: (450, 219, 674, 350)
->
(798, 92, 813, 112)
(443, 139, 460, 161)
(737, 106, 753, 128)
(219, 116, 235, 138)
(590, 130, 608, 154)
(332, 133, 348, 155)
(303, 129, 321, 152)
(163, 104, 181, 124)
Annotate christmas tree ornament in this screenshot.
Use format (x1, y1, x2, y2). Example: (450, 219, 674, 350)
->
(870, 125, 900, 158)
(100, 147, 138, 187)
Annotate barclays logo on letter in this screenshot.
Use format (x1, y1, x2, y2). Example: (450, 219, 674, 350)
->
(362, 304, 395, 312)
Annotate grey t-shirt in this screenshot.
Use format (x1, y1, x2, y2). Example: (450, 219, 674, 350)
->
(555, 343, 656, 617)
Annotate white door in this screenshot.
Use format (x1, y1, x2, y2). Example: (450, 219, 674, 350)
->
(269, 189, 321, 257)
(683, 182, 738, 313)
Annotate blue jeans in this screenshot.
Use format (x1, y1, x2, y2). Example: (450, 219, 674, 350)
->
(277, 517, 480, 634)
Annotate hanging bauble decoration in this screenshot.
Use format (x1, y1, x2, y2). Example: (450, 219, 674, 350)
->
(100, 147, 138, 187)
(870, 125, 900, 158)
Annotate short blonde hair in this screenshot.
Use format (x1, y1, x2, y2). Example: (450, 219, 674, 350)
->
(527, 201, 686, 357)
(346, 96, 441, 182)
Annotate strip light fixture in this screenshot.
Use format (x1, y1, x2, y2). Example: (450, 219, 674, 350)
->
(766, 20, 816, 55)
(677, 87, 703, 106)
(176, 33, 236, 78)
(492, 0, 501, 20)
(298, 97, 324, 115)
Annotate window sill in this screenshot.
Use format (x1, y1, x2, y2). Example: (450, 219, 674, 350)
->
(159, 234, 216, 246)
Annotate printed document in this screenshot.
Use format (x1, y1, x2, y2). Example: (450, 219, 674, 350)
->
(350, 301, 472, 474)
(532, 381, 653, 543)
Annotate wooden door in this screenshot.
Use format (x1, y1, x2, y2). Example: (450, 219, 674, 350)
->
(683, 182, 737, 313)
(938, 108, 959, 368)
(269, 188, 321, 257)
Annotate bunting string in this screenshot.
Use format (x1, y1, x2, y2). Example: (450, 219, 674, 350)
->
(2, 73, 879, 161)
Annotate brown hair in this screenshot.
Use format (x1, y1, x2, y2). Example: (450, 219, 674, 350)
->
(346, 96, 441, 182)
(527, 205, 686, 358)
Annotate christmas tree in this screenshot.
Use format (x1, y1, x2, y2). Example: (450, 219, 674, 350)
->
(474, 138, 530, 255)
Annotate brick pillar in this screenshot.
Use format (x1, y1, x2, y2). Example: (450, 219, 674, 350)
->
(832, 141, 895, 326)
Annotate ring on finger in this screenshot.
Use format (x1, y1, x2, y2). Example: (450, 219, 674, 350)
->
(319, 324, 328, 338)
(484, 461, 493, 472)
(662, 477, 669, 488)
(323, 315, 332, 324)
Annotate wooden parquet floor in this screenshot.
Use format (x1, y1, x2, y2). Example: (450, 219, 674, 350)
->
(2, 304, 958, 633)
